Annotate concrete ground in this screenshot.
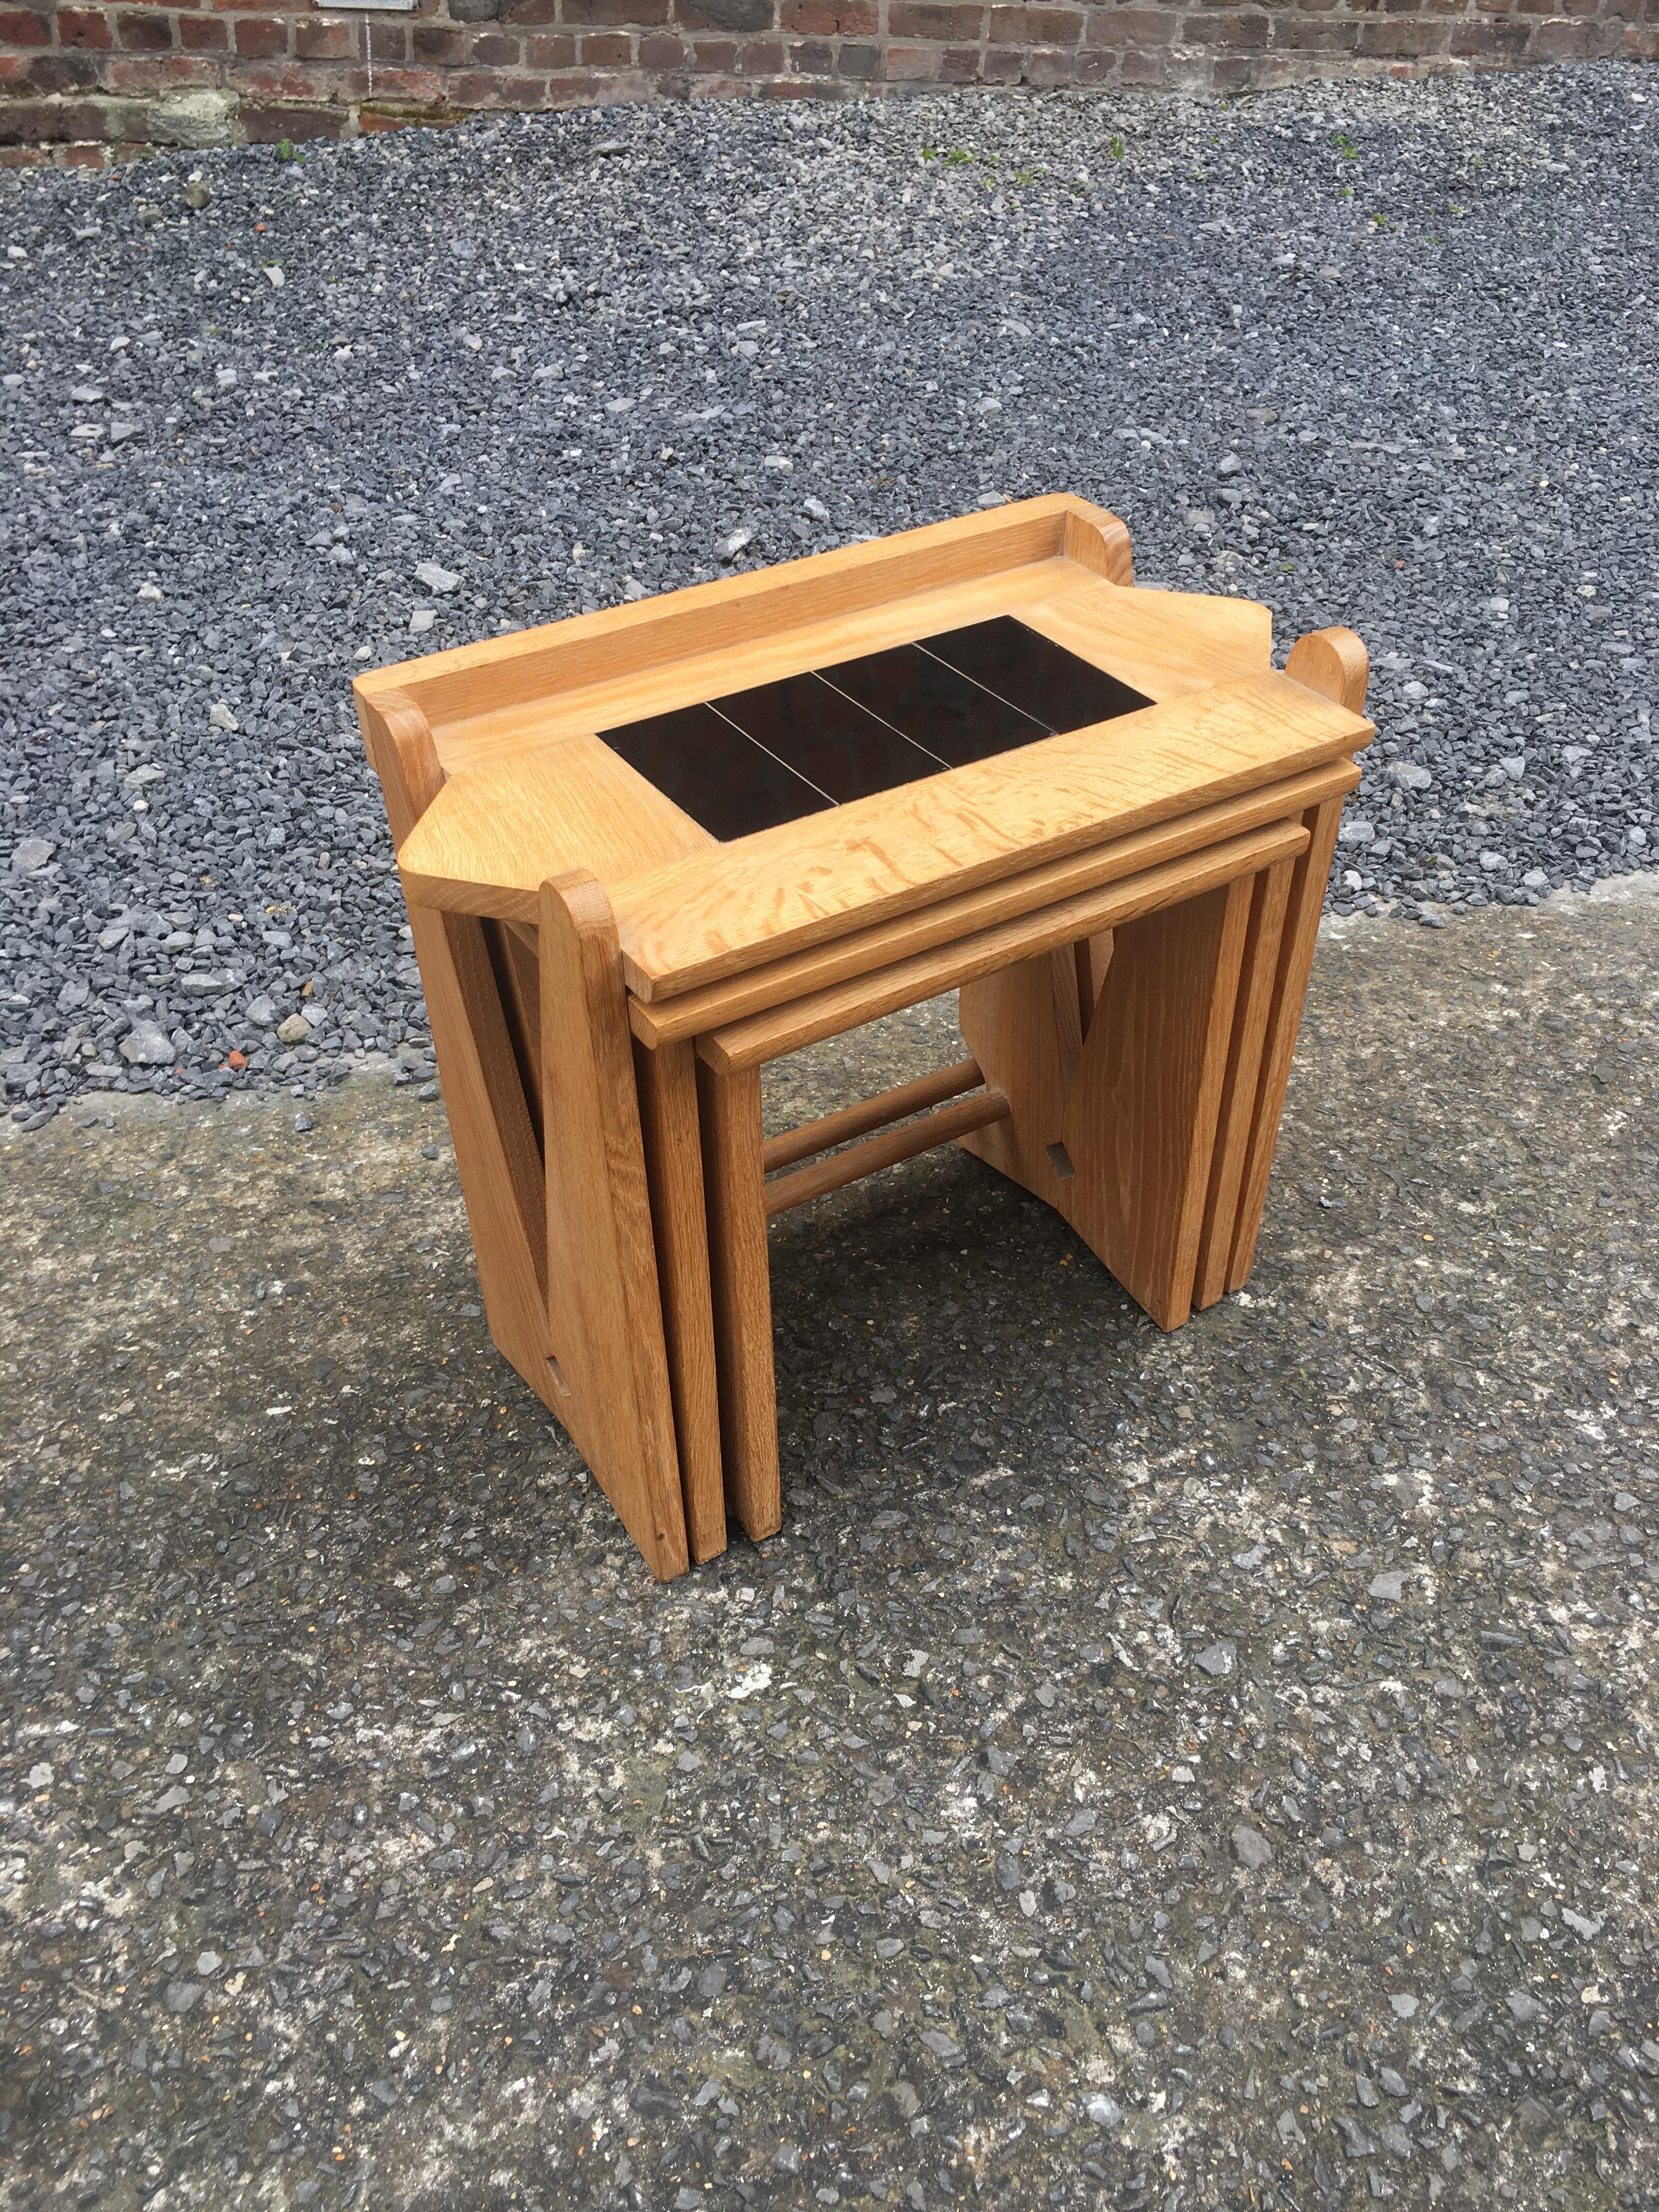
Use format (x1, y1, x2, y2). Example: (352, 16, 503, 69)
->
(3, 888, 1657, 2212)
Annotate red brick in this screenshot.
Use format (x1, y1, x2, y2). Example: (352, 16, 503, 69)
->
(568, 0, 670, 20)
(788, 30, 834, 60)
(0, 93, 113, 137)
(1180, 7, 1268, 40)
(58, 8, 114, 48)
(1355, 10, 1444, 40)
(503, 0, 560, 20)
(108, 50, 221, 83)
(883, 37, 940, 69)
(578, 26, 632, 54)
(414, 21, 469, 59)
(676, 0, 772, 31)
(447, 63, 547, 95)
(977, 40, 1024, 71)
(638, 26, 685, 57)
(888, 0, 980, 32)
(179, 11, 229, 45)
(1116, 44, 1170, 75)
(937, 38, 983, 72)
(28, 49, 101, 86)
(0, 140, 56, 163)
(527, 28, 580, 60)
(295, 16, 351, 57)
(349, 59, 442, 93)
(1086, 7, 1176, 41)
(0, 7, 49, 44)
(232, 13, 288, 53)
(989, 3, 1082, 38)
(242, 99, 345, 139)
(543, 65, 626, 94)
(115, 7, 176, 47)
(836, 33, 877, 64)
(236, 57, 325, 91)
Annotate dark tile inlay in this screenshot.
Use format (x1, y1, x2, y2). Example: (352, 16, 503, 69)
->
(714, 672, 944, 804)
(600, 618, 1152, 840)
(922, 616, 1152, 736)
(600, 701, 832, 843)
(819, 642, 1049, 768)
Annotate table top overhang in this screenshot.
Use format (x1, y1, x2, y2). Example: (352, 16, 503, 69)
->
(356, 495, 1373, 1001)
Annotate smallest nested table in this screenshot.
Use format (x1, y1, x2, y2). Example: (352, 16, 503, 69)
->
(355, 495, 1372, 1579)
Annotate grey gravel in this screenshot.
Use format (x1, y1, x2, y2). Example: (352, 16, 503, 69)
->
(2, 64, 1657, 1126)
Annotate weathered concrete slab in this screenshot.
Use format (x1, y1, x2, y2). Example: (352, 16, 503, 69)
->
(3, 893, 1657, 2211)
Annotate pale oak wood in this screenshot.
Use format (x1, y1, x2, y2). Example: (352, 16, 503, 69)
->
(764, 1088, 1012, 1218)
(628, 762, 1358, 1049)
(696, 1058, 781, 1542)
(356, 690, 556, 1396)
(1218, 627, 1371, 1293)
(538, 873, 689, 1581)
(1190, 857, 1295, 1311)
(634, 1038, 726, 1566)
(357, 494, 1131, 757)
(397, 735, 713, 926)
(958, 873, 1252, 1330)
(1224, 794, 1348, 1294)
(1285, 625, 1370, 715)
(696, 820, 1307, 1075)
(608, 673, 1369, 997)
(762, 1057, 986, 1173)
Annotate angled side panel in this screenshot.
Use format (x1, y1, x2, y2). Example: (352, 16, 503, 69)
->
(539, 873, 689, 1581)
(356, 688, 555, 1407)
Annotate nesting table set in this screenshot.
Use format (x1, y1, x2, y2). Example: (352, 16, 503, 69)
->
(354, 495, 1373, 1579)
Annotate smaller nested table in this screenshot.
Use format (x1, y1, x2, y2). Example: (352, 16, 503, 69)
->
(354, 495, 1372, 1579)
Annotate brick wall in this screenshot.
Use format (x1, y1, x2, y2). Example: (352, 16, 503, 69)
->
(3, 0, 1655, 164)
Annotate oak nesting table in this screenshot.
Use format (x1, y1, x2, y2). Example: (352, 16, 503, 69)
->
(353, 495, 1373, 1580)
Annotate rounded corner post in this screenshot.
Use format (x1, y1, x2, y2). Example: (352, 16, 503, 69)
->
(1285, 627, 1369, 716)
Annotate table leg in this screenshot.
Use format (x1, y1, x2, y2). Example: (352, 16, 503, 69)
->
(539, 873, 689, 1581)
(1192, 856, 1295, 1311)
(635, 1038, 727, 1564)
(1059, 874, 1253, 1330)
(1225, 795, 1346, 1293)
(696, 1058, 782, 1542)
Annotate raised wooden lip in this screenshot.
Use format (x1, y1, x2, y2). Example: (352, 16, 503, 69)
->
(399, 672, 1370, 988)
(355, 491, 1132, 738)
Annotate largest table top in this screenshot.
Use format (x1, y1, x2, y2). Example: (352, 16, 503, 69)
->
(355, 494, 1374, 1003)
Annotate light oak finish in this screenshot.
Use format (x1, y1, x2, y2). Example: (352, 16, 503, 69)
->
(538, 873, 689, 1580)
(634, 1038, 726, 1565)
(358, 494, 1133, 766)
(628, 760, 1358, 1048)
(1285, 625, 1370, 715)
(697, 1058, 782, 1543)
(358, 501, 1374, 1578)
(356, 690, 556, 1401)
(697, 820, 1308, 1074)
(1190, 857, 1295, 1311)
(1224, 628, 1371, 1290)
(957, 873, 1254, 1332)
(763, 1058, 985, 1174)
(764, 1087, 1012, 1218)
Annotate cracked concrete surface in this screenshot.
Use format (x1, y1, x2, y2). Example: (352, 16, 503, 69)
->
(2, 889, 1657, 2212)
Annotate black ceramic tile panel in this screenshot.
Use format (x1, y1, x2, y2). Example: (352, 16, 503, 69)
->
(600, 617, 1149, 840)
(922, 616, 1152, 733)
(714, 672, 943, 804)
(817, 642, 1049, 769)
(600, 701, 832, 843)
